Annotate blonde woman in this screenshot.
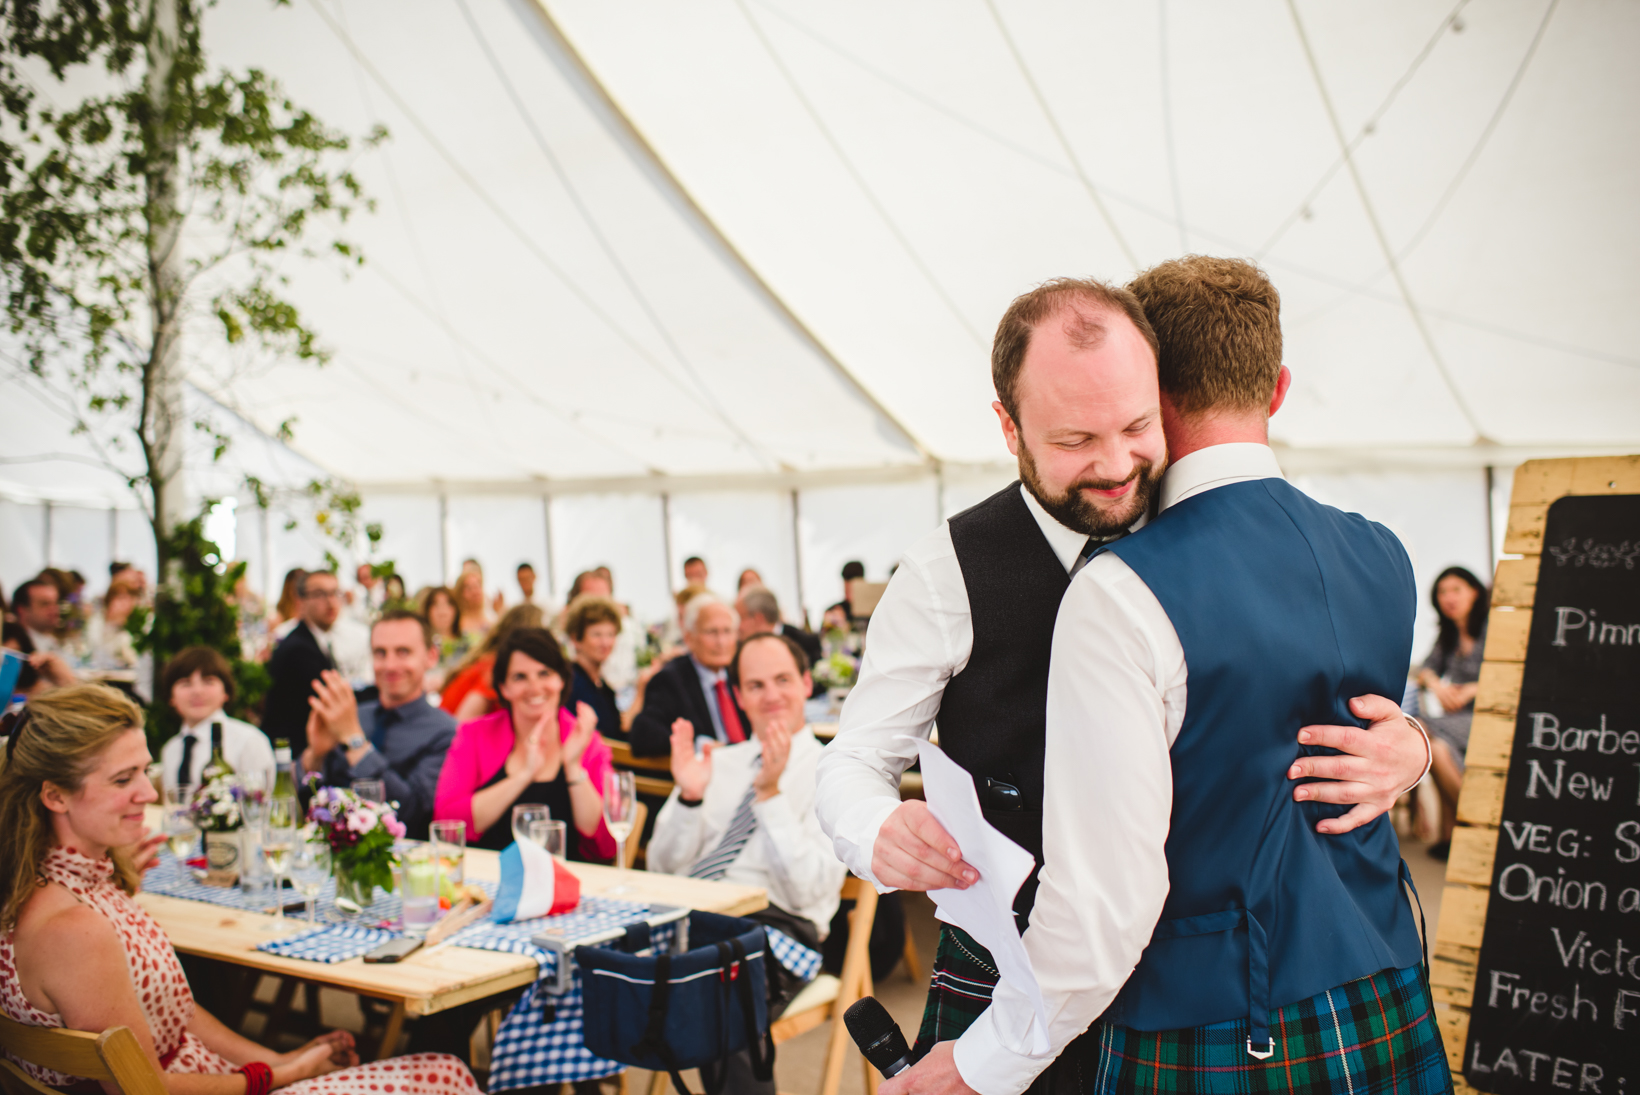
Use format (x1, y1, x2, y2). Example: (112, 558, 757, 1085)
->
(0, 685, 478, 1095)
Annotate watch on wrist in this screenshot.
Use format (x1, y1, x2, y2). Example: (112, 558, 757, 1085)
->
(346, 734, 368, 752)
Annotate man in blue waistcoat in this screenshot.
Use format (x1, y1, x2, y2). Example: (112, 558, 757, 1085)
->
(886, 257, 1451, 1095)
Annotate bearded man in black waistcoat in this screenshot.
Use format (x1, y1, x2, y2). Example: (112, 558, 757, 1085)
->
(814, 277, 1433, 1089)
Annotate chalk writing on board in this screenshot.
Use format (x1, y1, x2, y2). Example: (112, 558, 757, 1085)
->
(1467, 496, 1639, 1094)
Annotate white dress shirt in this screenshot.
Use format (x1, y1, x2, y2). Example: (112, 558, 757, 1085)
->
(813, 485, 1108, 888)
(649, 727, 846, 937)
(160, 709, 278, 793)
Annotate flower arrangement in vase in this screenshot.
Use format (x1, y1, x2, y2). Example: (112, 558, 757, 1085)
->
(303, 785, 406, 913)
(191, 775, 246, 886)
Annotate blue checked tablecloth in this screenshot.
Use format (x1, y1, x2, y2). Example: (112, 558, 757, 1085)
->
(257, 924, 401, 963)
(145, 849, 412, 926)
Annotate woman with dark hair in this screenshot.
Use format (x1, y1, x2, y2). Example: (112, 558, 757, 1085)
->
(431, 628, 617, 859)
(0, 684, 479, 1095)
(1416, 565, 1489, 858)
(438, 603, 543, 722)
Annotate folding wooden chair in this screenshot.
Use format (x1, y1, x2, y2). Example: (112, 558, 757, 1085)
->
(0, 1013, 166, 1095)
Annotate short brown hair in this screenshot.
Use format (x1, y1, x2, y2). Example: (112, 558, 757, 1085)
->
(161, 646, 236, 706)
(565, 596, 621, 641)
(991, 277, 1159, 423)
(1126, 255, 1282, 417)
(373, 607, 432, 648)
(731, 632, 810, 681)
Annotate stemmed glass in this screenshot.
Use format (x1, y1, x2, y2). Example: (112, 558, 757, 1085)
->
(162, 805, 198, 863)
(512, 804, 550, 848)
(290, 842, 330, 926)
(603, 770, 637, 893)
(262, 796, 298, 929)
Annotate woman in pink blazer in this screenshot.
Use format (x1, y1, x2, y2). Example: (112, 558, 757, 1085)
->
(433, 628, 617, 861)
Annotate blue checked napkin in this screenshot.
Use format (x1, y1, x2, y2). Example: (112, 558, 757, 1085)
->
(764, 926, 822, 983)
(257, 924, 399, 963)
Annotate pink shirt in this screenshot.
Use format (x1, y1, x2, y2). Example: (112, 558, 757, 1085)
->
(433, 707, 618, 861)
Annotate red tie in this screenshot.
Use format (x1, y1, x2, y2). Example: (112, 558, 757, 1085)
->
(714, 678, 747, 743)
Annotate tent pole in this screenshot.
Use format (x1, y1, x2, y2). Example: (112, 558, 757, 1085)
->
(660, 492, 675, 596)
(790, 489, 806, 629)
(108, 506, 119, 566)
(42, 500, 53, 568)
(439, 494, 451, 584)
(261, 504, 273, 606)
(542, 495, 557, 603)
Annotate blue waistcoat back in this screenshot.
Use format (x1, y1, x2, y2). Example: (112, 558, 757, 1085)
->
(1102, 477, 1424, 1048)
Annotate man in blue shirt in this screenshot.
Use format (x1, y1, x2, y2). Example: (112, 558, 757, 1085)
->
(300, 608, 455, 839)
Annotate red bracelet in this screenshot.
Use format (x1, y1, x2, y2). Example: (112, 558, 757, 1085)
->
(237, 1061, 274, 1095)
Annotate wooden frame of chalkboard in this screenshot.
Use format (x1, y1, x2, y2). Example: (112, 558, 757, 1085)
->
(1432, 455, 1640, 1094)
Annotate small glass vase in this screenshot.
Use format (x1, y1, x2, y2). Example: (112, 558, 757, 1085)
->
(332, 860, 376, 916)
(203, 830, 242, 888)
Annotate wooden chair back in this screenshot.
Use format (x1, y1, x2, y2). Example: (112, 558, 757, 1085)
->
(606, 742, 675, 799)
(0, 1013, 166, 1095)
(774, 876, 882, 1095)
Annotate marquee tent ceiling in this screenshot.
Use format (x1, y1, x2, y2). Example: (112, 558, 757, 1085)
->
(8, 0, 1639, 501)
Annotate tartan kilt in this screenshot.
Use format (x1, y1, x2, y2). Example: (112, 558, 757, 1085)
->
(915, 926, 1451, 1095)
(1076, 963, 1452, 1095)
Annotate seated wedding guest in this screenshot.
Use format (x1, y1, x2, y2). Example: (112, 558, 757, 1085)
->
(432, 628, 617, 860)
(347, 563, 383, 624)
(737, 568, 763, 593)
(268, 567, 307, 642)
(263, 569, 344, 755)
(83, 573, 142, 674)
(592, 567, 639, 694)
(1416, 565, 1489, 860)
(737, 586, 823, 697)
(420, 586, 467, 691)
(839, 560, 865, 620)
(682, 555, 709, 588)
(11, 578, 62, 654)
(629, 594, 747, 757)
(454, 564, 493, 639)
(158, 647, 274, 794)
(382, 573, 408, 607)
(565, 595, 623, 740)
(515, 562, 538, 605)
(300, 610, 455, 840)
(0, 683, 479, 1095)
(648, 633, 845, 1095)
(439, 604, 544, 723)
(1, 621, 75, 698)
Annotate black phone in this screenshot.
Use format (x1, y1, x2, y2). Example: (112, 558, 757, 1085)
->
(363, 937, 424, 963)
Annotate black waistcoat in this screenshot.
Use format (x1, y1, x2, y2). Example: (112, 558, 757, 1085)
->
(940, 482, 1070, 926)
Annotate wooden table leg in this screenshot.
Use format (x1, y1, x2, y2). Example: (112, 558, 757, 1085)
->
(374, 1001, 407, 1061)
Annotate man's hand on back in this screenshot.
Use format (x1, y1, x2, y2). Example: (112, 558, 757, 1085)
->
(1289, 693, 1430, 835)
(872, 800, 977, 891)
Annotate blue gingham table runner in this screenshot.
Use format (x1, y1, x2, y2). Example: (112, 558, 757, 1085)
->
(146, 849, 823, 1087)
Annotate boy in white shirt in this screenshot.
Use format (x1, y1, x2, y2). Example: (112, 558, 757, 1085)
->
(158, 646, 276, 794)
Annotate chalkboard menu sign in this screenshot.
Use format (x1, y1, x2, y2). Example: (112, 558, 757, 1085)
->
(1466, 494, 1640, 1093)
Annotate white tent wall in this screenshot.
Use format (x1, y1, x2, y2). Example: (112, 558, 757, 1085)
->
(667, 490, 799, 613)
(1, 500, 47, 598)
(446, 497, 553, 606)
(359, 496, 446, 596)
(548, 493, 672, 625)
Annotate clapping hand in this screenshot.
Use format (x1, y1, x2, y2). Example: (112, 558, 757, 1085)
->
(752, 719, 792, 802)
(564, 701, 599, 768)
(669, 718, 714, 801)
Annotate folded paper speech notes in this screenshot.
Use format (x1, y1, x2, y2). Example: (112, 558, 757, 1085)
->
(915, 739, 1051, 1054)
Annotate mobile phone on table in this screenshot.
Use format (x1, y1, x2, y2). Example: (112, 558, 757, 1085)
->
(363, 937, 424, 963)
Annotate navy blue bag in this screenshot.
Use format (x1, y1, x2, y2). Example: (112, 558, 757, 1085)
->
(576, 911, 775, 1095)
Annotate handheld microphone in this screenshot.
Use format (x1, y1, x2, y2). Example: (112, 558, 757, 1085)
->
(844, 996, 913, 1078)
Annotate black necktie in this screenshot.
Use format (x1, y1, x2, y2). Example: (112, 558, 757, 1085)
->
(176, 734, 197, 789)
(1072, 528, 1131, 578)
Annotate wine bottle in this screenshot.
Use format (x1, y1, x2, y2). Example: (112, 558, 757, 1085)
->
(201, 721, 235, 783)
(272, 738, 295, 799)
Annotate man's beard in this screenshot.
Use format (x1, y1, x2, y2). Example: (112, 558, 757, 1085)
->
(1018, 441, 1165, 538)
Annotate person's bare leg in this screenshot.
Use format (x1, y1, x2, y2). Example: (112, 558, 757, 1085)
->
(1430, 739, 1462, 844)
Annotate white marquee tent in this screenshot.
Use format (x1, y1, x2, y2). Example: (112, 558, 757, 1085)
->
(4, 0, 1637, 655)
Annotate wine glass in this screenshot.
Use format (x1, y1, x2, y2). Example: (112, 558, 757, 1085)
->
(351, 779, 385, 804)
(603, 770, 637, 893)
(512, 804, 550, 848)
(262, 796, 298, 928)
(290, 842, 330, 925)
(162, 805, 198, 863)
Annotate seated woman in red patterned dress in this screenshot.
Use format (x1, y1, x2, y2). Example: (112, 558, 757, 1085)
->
(0, 684, 478, 1095)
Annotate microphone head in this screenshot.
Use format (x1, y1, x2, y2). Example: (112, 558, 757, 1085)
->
(844, 997, 912, 1075)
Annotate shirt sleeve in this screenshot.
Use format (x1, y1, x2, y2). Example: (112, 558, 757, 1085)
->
(647, 788, 714, 876)
(953, 555, 1184, 1095)
(814, 540, 971, 889)
(755, 745, 848, 917)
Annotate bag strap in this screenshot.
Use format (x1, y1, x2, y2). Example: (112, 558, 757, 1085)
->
(736, 935, 776, 1082)
(630, 951, 697, 1095)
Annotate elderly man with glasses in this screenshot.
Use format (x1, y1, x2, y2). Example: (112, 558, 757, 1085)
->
(263, 569, 345, 755)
